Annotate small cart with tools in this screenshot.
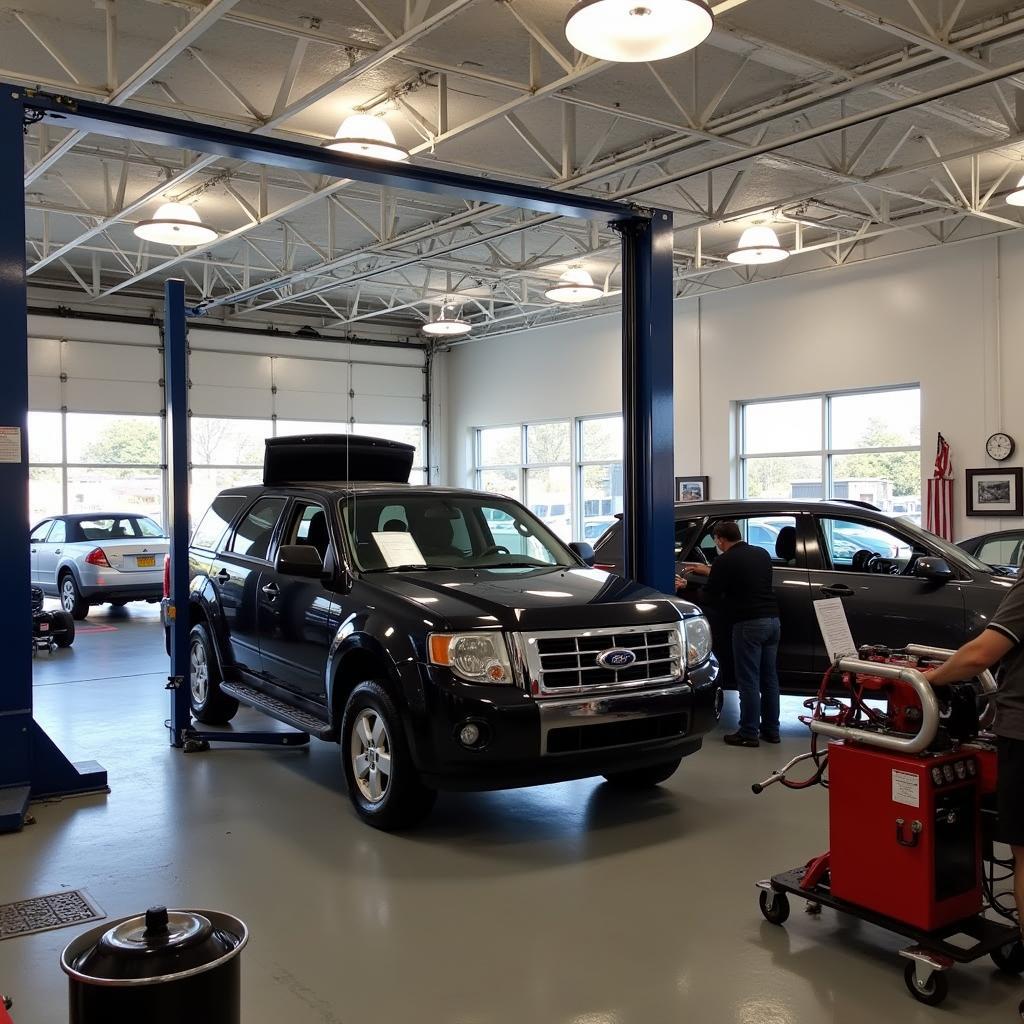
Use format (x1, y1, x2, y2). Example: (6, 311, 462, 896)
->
(753, 644, 1023, 1008)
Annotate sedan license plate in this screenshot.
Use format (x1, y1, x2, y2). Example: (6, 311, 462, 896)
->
(136, 555, 156, 568)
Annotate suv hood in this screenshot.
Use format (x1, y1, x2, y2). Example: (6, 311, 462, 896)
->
(365, 566, 696, 632)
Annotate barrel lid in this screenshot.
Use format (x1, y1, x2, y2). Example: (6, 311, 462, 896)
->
(72, 906, 238, 981)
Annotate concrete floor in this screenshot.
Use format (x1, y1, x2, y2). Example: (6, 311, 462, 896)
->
(2, 607, 1021, 1023)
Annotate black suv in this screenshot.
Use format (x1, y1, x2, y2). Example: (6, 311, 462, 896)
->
(172, 436, 720, 829)
(594, 499, 1015, 693)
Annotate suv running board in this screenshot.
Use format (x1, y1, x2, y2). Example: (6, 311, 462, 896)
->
(220, 682, 334, 740)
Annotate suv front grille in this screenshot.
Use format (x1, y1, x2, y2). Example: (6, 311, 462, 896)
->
(517, 624, 682, 696)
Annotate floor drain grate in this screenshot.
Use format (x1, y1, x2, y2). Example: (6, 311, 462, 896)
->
(0, 890, 104, 940)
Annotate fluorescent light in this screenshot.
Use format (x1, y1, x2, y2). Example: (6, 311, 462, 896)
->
(1007, 174, 1024, 206)
(545, 267, 603, 303)
(565, 0, 713, 62)
(727, 225, 789, 265)
(133, 202, 217, 247)
(324, 114, 409, 162)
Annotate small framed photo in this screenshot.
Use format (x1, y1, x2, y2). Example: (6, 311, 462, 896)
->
(966, 467, 1024, 517)
(676, 475, 709, 503)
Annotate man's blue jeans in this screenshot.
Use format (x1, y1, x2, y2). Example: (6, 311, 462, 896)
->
(731, 617, 781, 739)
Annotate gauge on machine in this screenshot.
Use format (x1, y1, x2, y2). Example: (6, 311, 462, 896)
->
(954, 761, 967, 780)
(931, 767, 943, 786)
(943, 764, 955, 783)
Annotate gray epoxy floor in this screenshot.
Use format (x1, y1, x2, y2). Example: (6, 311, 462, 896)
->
(2, 608, 1021, 1023)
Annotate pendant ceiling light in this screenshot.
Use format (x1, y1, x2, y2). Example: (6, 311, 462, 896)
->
(133, 202, 218, 247)
(564, 0, 713, 62)
(727, 225, 789, 265)
(545, 267, 603, 303)
(324, 114, 409, 162)
(422, 302, 472, 337)
(1007, 174, 1024, 206)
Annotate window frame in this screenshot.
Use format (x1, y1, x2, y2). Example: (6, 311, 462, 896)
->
(227, 495, 289, 563)
(737, 385, 921, 510)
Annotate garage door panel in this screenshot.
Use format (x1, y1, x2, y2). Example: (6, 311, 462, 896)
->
(275, 390, 351, 421)
(274, 358, 349, 394)
(29, 376, 61, 411)
(191, 351, 271, 390)
(28, 338, 62, 377)
(352, 363, 422, 398)
(63, 342, 159, 385)
(64, 379, 162, 415)
(190, 385, 274, 418)
(352, 395, 424, 424)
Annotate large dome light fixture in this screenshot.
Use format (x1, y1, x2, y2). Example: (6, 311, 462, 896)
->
(564, 0, 713, 62)
(324, 114, 409, 162)
(727, 225, 789, 265)
(1007, 174, 1024, 206)
(133, 202, 218, 247)
(545, 267, 603, 303)
(422, 301, 472, 337)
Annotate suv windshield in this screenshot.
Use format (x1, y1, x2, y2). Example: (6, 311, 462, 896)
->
(341, 493, 578, 572)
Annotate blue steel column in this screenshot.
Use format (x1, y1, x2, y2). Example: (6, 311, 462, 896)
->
(618, 210, 675, 595)
(0, 91, 106, 832)
(164, 279, 191, 746)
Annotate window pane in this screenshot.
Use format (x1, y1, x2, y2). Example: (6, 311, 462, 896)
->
(830, 388, 920, 450)
(191, 418, 268, 466)
(28, 411, 62, 464)
(352, 423, 424, 468)
(479, 426, 521, 466)
(190, 468, 262, 528)
(30, 467, 61, 523)
(526, 421, 570, 464)
(580, 416, 623, 462)
(192, 494, 248, 552)
(479, 467, 520, 499)
(66, 413, 161, 465)
(230, 497, 287, 559)
(979, 538, 1023, 567)
(744, 456, 822, 499)
(66, 467, 163, 521)
(743, 398, 822, 454)
(582, 463, 623, 540)
(832, 451, 921, 512)
(526, 465, 572, 540)
(276, 420, 349, 437)
(698, 515, 797, 564)
(819, 516, 917, 570)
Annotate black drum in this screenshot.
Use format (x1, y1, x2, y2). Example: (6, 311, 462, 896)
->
(61, 907, 247, 1023)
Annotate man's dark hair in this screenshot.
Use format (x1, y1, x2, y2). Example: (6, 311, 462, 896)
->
(712, 520, 742, 544)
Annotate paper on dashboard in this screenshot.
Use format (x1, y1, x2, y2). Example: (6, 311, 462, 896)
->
(373, 531, 426, 568)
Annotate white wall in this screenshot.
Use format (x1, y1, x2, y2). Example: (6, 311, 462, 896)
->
(444, 233, 1024, 541)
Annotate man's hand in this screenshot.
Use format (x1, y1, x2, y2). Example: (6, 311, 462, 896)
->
(922, 629, 1013, 686)
(681, 562, 710, 577)
(675, 575, 687, 592)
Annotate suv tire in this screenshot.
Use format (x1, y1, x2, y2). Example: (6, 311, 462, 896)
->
(603, 757, 682, 788)
(54, 611, 75, 648)
(189, 623, 238, 725)
(341, 681, 436, 830)
(60, 572, 89, 621)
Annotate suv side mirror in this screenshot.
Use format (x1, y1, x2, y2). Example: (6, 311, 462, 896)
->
(570, 541, 595, 566)
(277, 544, 324, 579)
(916, 556, 954, 583)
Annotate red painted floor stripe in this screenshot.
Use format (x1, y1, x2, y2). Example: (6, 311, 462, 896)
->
(75, 625, 119, 634)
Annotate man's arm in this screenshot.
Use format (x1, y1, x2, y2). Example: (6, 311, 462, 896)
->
(925, 629, 1013, 685)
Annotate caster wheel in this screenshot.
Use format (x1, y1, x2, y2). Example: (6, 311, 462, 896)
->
(758, 889, 790, 926)
(182, 739, 209, 754)
(903, 962, 948, 1006)
(992, 939, 1024, 974)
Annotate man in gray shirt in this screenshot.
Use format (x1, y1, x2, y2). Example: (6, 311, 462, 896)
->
(925, 575, 1024, 941)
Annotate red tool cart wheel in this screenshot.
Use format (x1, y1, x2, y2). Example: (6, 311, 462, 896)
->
(903, 962, 948, 1006)
(991, 939, 1024, 974)
(758, 889, 790, 926)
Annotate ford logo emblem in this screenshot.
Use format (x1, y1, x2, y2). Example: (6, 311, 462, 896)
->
(597, 647, 637, 669)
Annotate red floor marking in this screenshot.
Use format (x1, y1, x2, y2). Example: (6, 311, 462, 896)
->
(75, 625, 119, 634)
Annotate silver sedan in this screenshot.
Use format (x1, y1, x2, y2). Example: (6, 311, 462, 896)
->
(30, 513, 169, 620)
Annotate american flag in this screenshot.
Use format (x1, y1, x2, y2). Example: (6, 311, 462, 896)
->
(926, 433, 954, 541)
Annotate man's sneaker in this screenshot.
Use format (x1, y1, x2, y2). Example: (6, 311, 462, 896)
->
(723, 732, 759, 748)
(760, 732, 781, 744)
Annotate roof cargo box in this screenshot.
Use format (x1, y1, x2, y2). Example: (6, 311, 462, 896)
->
(264, 434, 415, 485)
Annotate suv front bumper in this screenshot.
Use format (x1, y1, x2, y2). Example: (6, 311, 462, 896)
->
(411, 657, 720, 791)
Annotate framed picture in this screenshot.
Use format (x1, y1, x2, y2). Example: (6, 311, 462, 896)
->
(966, 467, 1024, 517)
(676, 475, 709, 503)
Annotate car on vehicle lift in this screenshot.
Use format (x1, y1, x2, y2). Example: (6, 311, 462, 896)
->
(31, 513, 169, 620)
(166, 435, 721, 830)
(592, 499, 1016, 694)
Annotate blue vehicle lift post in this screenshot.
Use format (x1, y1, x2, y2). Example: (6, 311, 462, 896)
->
(2, 87, 674, 813)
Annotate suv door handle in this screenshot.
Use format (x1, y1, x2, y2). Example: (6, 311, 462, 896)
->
(821, 583, 854, 598)
(261, 582, 280, 598)
(215, 568, 230, 584)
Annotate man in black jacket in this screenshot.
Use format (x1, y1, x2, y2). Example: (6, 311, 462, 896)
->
(679, 520, 781, 747)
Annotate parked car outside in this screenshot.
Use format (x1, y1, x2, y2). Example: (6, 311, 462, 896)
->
(30, 513, 169, 620)
(593, 499, 1015, 693)
(958, 529, 1024, 576)
(169, 435, 721, 830)
(583, 516, 617, 542)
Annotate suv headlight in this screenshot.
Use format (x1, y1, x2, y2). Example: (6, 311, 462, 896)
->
(428, 632, 514, 685)
(683, 615, 712, 668)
